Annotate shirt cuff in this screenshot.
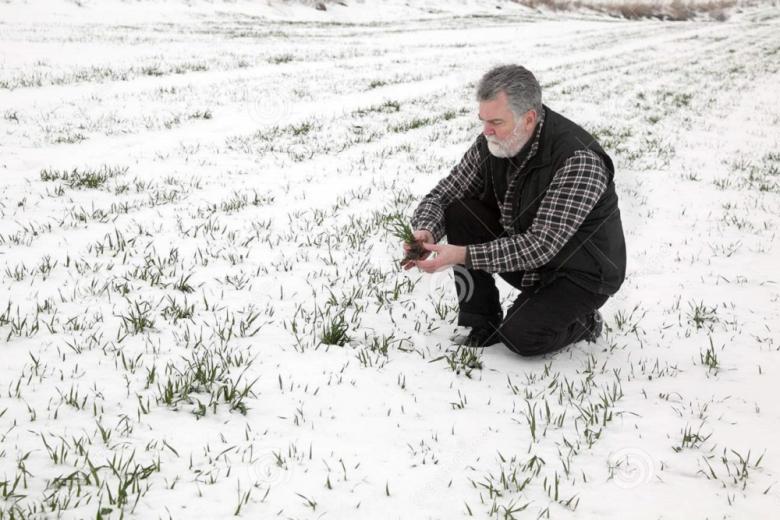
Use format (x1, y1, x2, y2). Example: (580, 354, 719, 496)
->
(465, 243, 494, 271)
(410, 218, 444, 244)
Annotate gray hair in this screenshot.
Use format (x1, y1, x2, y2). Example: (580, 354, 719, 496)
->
(476, 65, 543, 120)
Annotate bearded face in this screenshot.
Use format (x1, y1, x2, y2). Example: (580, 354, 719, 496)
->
(478, 91, 536, 159)
(485, 122, 531, 158)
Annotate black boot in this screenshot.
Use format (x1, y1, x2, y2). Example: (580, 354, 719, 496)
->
(459, 311, 503, 348)
(585, 310, 603, 343)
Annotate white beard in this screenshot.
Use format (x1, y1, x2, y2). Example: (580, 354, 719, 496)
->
(486, 125, 528, 158)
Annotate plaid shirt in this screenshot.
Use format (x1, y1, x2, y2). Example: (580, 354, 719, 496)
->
(410, 109, 609, 287)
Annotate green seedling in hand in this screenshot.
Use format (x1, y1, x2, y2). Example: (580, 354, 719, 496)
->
(389, 215, 426, 267)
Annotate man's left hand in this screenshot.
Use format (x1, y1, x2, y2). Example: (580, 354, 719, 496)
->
(412, 243, 467, 273)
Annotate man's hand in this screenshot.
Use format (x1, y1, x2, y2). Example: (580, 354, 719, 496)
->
(413, 242, 467, 273)
(401, 229, 434, 270)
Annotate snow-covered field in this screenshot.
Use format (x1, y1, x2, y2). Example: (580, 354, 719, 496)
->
(1, 0, 779, 518)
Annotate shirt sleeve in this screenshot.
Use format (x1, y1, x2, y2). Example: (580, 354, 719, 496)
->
(410, 136, 485, 243)
(466, 149, 609, 273)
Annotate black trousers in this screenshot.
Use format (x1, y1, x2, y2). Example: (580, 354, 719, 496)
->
(444, 197, 610, 356)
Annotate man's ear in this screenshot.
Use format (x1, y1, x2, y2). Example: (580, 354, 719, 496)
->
(524, 110, 537, 132)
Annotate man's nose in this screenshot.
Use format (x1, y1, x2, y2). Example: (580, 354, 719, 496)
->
(483, 123, 494, 136)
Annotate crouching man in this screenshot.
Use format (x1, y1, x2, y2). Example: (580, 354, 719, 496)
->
(402, 64, 626, 355)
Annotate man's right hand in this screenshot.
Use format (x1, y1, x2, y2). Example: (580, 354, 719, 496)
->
(401, 229, 434, 270)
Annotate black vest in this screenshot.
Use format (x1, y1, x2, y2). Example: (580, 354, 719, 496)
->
(477, 105, 627, 296)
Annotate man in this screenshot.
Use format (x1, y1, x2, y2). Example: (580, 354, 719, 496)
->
(402, 64, 626, 356)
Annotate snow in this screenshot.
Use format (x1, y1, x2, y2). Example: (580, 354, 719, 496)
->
(1, 0, 779, 518)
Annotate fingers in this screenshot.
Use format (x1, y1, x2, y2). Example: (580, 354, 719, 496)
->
(402, 231, 432, 260)
(401, 257, 420, 270)
(413, 230, 433, 243)
(400, 234, 435, 270)
(401, 251, 433, 270)
(415, 258, 437, 273)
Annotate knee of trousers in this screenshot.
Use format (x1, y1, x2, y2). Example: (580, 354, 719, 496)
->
(497, 322, 558, 357)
